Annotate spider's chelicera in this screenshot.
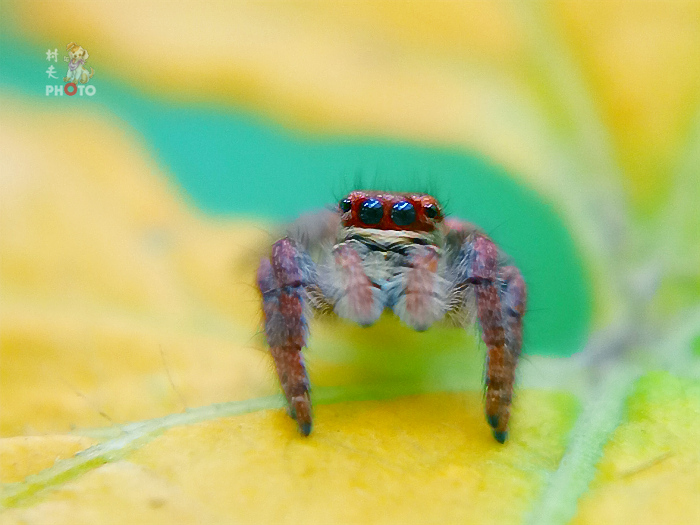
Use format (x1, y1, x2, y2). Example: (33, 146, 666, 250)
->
(257, 190, 526, 443)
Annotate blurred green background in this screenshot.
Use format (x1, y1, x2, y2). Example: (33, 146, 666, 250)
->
(1, 2, 699, 524)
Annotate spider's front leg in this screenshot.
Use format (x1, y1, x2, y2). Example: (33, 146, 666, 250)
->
(458, 233, 526, 443)
(257, 238, 314, 436)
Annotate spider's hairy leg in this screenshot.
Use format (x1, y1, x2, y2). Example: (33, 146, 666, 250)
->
(458, 233, 524, 444)
(257, 238, 313, 436)
(483, 263, 527, 443)
(500, 265, 526, 365)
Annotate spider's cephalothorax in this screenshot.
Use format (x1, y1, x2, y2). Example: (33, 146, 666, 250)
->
(257, 191, 526, 443)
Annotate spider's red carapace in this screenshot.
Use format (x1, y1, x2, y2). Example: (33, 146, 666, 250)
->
(339, 190, 443, 232)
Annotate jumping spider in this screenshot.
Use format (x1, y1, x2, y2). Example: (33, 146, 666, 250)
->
(257, 190, 526, 443)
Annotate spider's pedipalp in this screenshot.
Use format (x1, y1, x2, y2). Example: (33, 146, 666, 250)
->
(390, 244, 448, 331)
(329, 242, 385, 326)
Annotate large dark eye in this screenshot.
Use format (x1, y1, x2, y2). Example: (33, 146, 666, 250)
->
(391, 201, 416, 226)
(424, 203, 439, 219)
(339, 198, 352, 213)
(359, 198, 383, 225)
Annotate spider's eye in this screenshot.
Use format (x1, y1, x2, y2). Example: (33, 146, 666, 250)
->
(424, 203, 439, 219)
(339, 198, 352, 213)
(359, 198, 383, 225)
(391, 201, 416, 226)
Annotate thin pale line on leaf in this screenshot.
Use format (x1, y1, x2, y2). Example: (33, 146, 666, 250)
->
(0, 381, 458, 509)
(0, 396, 284, 509)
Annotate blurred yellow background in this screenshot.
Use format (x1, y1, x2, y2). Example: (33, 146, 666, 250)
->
(1, 1, 698, 524)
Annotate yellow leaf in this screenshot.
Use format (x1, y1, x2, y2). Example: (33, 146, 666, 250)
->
(1, 391, 578, 524)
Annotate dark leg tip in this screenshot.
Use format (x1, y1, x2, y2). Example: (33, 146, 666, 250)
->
(493, 430, 508, 444)
(486, 414, 500, 429)
(299, 421, 312, 437)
